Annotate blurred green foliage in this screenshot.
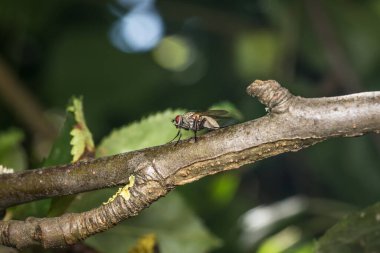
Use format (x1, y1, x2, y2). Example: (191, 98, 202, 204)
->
(71, 190, 221, 253)
(316, 203, 380, 253)
(257, 227, 314, 253)
(0, 129, 26, 171)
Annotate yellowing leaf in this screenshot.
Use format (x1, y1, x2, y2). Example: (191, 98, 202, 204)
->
(128, 233, 158, 253)
(67, 97, 95, 162)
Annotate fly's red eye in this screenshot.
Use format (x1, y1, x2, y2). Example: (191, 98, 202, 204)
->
(175, 115, 181, 124)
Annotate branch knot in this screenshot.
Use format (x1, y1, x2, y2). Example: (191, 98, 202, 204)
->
(246, 80, 293, 113)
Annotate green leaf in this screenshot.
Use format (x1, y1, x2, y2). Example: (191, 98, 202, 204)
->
(316, 202, 380, 253)
(45, 96, 94, 166)
(0, 128, 26, 172)
(42, 106, 75, 167)
(6, 199, 52, 220)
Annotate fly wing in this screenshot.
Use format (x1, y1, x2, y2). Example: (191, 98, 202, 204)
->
(202, 116, 220, 129)
(200, 110, 230, 118)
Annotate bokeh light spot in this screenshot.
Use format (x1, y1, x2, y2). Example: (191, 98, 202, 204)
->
(109, 9, 163, 53)
(234, 31, 279, 79)
(117, 0, 154, 9)
(152, 35, 193, 72)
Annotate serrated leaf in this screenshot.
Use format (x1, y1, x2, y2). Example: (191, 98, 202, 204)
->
(96, 109, 191, 156)
(316, 202, 380, 253)
(42, 108, 75, 167)
(68, 97, 95, 162)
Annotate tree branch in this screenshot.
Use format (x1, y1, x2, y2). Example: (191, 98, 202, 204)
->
(1, 80, 379, 248)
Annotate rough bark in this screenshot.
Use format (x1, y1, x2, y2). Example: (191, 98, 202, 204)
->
(1, 80, 379, 249)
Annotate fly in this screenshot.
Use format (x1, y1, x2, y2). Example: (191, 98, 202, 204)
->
(169, 110, 230, 145)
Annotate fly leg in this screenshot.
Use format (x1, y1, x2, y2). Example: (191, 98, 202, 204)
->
(168, 130, 182, 145)
(175, 131, 182, 145)
(193, 119, 203, 143)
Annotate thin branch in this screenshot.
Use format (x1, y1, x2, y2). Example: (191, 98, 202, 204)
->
(0, 56, 57, 140)
(157, 1, 255, 36)
(304, 0, 361, 92)
(1, 80, 379, 249)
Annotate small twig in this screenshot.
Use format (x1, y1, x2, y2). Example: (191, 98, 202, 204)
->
(0, 80, 379, 248)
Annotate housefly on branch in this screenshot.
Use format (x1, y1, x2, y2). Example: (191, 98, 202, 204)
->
(169, 110, 230, 145)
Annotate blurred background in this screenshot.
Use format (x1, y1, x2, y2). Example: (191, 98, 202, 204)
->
(0, 0, 380, 252)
